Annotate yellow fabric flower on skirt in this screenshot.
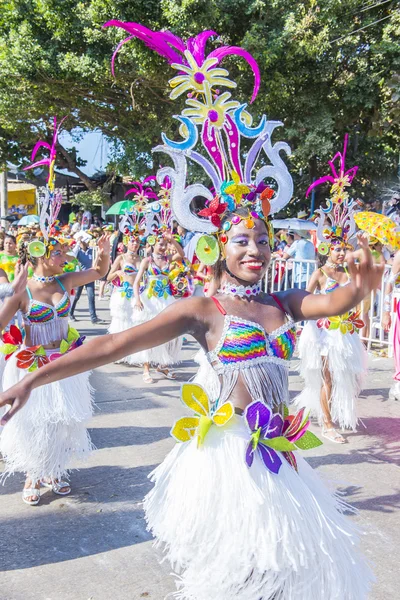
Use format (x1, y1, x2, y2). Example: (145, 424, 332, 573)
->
(171, 383, 234, 448)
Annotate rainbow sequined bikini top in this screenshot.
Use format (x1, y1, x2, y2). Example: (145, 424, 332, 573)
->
(123, 262, 138, 275)
(320, 268, 350, 294)
(207, 297, 296, 374)
(24, 278, 71, 325)
(147, 259, 170, 278)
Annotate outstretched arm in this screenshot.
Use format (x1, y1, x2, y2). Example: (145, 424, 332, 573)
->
(285, 237, 384, 322)
(106, 255, 123, 282)
(0, 296, 206, 424)
(61, 235, 111, 290)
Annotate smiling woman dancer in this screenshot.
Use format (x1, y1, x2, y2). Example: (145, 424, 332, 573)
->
(0, 23, 376, 599)
(295, 139, 368, 442)
(107, 209, 143, 347)
(0, 233, 110, 504)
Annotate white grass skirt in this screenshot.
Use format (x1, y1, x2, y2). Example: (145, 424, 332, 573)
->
(295, 321, 367, 430)
(108, 287, 134, 335)
(126, 292, 182, 366)
(144, 415, 373, 600)
(0, 350, 94, 482)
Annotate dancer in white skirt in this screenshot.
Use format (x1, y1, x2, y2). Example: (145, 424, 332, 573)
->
(296, 135, 369, 441)
(296, 242, 367, 441)
(0, 209, 380, 598)
(130, 230, 184, 382)
(0, 233, 110, 505)
(0, 27, 377, 597)
(107, 237, 142, 341)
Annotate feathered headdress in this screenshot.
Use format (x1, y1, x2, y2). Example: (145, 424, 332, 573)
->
(23, 116, 66, 258)
(105, 22, 294, 264)
(308, 135, 359, 255)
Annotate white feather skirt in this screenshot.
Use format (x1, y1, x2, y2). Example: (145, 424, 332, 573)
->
(0, 351, 94, 482)
(192, 349, 220, 404)
(295, 321, 367, 430)
(126, 292, 182, 366)
(108, 287, 134, 335)
(144, 415, 373, 600)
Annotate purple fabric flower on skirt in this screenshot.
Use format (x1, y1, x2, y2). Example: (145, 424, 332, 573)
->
(244, 400, 286, 474)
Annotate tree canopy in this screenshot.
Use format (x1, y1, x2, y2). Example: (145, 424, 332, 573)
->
(0, 0, 399, 207)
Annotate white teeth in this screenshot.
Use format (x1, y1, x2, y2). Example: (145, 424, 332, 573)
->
(246, 262, 262, 266)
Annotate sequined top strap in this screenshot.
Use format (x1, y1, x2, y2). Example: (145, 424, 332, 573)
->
(211, 296, 227, 315)
(270, 293, 286, 315)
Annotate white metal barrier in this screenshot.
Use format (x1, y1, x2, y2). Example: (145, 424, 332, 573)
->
(265, 258, 394, 355)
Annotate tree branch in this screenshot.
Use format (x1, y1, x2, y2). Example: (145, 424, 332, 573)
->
(55, 142, 97, 191)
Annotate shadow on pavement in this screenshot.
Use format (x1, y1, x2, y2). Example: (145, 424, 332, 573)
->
(89, 425, 171, 449)
(0, 463, 157, 572)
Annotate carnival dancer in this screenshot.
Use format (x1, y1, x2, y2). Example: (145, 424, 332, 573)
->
(383, 248, 400, 400)
(296, 237, 368, 440)
(0, 118, 111, 505)
(0, 24, 377, 598)
(296, 137, 369, 439)
(107, 208, 143, 351)
(130, 227, 185, 383)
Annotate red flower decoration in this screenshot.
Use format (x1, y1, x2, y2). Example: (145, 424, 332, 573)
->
(16, 346, 49, 371)
(198, 196, 227, 229)
(1, 325, 24, 360)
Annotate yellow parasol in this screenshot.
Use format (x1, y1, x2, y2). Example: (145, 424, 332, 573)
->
(354, 211, 400, 250)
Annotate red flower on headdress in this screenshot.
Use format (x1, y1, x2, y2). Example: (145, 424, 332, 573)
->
(198, 196, 227, 228)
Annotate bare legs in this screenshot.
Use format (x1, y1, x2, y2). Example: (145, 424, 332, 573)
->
(320, 358, 345, 443)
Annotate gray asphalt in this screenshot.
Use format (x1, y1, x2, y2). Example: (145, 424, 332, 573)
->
(0, 292, 399, 600)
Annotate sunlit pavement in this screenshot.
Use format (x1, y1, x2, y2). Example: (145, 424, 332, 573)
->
(1, 291, 399, 600)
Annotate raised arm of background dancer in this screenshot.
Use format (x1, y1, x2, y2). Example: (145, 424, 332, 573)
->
(106, 255, 123, 281)
(164, 233, 185, 260)
(306, 269, 320, 294)
(286, 240, 384, 322)
(0, 296, 207, 423)
(61, 234, 111, 289)
(0, 265, 29, 329)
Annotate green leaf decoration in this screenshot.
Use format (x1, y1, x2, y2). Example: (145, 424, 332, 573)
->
(261, 437, 296, 452)
(196, 235, 220, 266)
(67, 326, 80, 343)
(28, 363, 38, 372)
(0, 343, 17, 355)
(283, 405, 289, 418)
(294, 431, 323, 450)
(36, 346, 46, 357)
(60, 339, 70, 354)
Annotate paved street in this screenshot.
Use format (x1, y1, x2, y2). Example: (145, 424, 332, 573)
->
(1, 292, 399, 600)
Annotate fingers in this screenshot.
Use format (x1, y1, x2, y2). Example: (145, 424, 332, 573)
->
(0, 400, 20, 426)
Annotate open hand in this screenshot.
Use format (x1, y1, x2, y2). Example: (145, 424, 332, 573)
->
(346, 233, 385, 299)
(97, 234, 111, 256)
(11, 263, 29, 295)
(0, 380, 32, 425)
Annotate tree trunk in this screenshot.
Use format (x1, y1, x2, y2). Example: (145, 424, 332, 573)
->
(55, 143, 97, 191)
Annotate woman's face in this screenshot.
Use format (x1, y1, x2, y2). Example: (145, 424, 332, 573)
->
(41, 243, 66, 274)
(154, 238, 168, 254)
(127, 237, 140, 253)
(4, 237, 16, 255)
(223, 218, 271, 283)
(329, 244, 346, 265)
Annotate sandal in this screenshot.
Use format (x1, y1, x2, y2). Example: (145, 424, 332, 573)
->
(41, 479, 71, 496)
(156, 367, 177, 380)
(322, 427, 346, 444)
(142, 372, 154, 384)
(22, 487, 41, 506)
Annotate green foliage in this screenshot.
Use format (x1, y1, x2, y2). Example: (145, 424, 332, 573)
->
(0, 0, 399, 207)
(73, 188, 108, 210)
